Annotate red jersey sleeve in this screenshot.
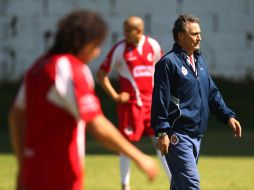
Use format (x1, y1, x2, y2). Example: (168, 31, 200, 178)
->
(72, 63, 103, 122)
(99, 40, 125, 73)
(54, 55, 102, 122)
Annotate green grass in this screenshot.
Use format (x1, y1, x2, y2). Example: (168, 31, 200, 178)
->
(1, 127, 254, 190)
(1, 78, 254, 189)
(0, 154, 16, 190)
(1, 126, 254, 189)
(199, 156, 254, 190)
(1, 154, 254, 190)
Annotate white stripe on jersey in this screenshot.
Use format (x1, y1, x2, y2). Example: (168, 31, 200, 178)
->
(48, 56, 79, 120)
(106, 36, 162, 107)
(14, 82, 26, 109)
(147, 37, 162, 64)
(117, 58, 143, 107)
(77, 120, 85, 166)
(81, 64, 94, 89)
(48, 56, 98, 121)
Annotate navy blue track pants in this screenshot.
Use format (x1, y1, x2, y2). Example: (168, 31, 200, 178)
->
(165, 132, 201, 190)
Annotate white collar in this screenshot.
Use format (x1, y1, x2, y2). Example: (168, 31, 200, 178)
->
(137, 35, 145, 47)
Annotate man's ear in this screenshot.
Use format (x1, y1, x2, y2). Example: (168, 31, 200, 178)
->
(136, 26, 143, 35)
(178, 32, 184, 41)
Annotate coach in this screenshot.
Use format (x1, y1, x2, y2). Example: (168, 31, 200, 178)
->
(151, 13, 242, 190)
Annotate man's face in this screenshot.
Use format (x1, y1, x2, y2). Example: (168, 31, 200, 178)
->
(123, 22, 141, 45)
(179, 22, 201, 54)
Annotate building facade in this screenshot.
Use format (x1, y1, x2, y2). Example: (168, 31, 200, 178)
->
(0, 0, 254, 81)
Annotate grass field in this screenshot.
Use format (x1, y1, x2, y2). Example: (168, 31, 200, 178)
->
(1, 154, 254, 190)
(1, 79, 254, 189)
(1, 127, 254, 190)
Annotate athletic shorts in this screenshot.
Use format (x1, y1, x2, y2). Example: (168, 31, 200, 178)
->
(20, 152, 83, 190)
(117, 102, 154, 142)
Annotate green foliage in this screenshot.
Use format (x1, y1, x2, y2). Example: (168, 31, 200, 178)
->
(212, 77, 254, 129)
(94, 81, 118, 125)
(1, 77, 253, 131)
(0, 81, 21, 131)
(1, 78, 254, 156)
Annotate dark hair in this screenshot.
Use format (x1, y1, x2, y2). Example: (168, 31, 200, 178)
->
(49, 9, 108, 55)
(172, 14, 199, 42)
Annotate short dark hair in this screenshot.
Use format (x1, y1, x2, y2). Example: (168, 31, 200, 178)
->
(49, 9, 108, 55)
(172, 14, 199, 42)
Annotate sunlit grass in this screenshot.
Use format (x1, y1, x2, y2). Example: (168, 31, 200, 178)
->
(1, 154, 254, 190)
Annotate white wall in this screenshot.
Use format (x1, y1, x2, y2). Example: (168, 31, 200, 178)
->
(1, 0, 254, 81)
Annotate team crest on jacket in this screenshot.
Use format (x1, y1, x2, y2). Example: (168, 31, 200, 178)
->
(171, 134, 179, 145)
(181, 66, 188, 76)
(147, 53, 153, 62)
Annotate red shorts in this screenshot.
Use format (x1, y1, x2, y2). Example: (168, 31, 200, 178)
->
(117, 102, 154, 142)
(20, 152, 83, 190)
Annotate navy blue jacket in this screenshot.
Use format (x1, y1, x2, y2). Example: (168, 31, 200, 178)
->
(151, 43, 235, 137)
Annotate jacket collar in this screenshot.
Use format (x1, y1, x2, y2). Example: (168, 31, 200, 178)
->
(172, 43, 201, 59)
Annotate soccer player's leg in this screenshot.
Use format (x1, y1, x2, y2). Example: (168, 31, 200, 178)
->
(117, 103, 144, 190)
(120, 153, 131, 190)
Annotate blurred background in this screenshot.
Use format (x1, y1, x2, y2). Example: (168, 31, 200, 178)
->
(0, 0, 254, 156)
(1, 0, 254, 80)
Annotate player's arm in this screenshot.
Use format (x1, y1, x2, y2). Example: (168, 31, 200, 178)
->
(8, 83, 26, 171)
(96, 69, 129, 103)
(8, 83, 27, 190)
(8, 106, 26, 170)
(207, 75, 242, 138)
(86, 114, 159, 181)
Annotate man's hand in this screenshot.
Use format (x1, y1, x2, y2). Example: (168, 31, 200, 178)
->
(115, 92, 130, 103)
(228, 117, 242, 138)
(134, 154, 159, 181)
(88, 115, 159, 182)
(156, 135, 170, 156)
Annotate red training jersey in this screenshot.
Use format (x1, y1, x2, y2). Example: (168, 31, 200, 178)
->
(99, 35, 163, 106)
(14, 53, 102, 190)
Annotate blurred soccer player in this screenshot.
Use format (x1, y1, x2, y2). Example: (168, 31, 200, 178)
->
(97, 16, 171, 190)
(9, 9, 159, 190)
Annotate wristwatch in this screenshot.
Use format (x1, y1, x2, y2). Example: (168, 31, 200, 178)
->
(158, 132, 168, 138)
